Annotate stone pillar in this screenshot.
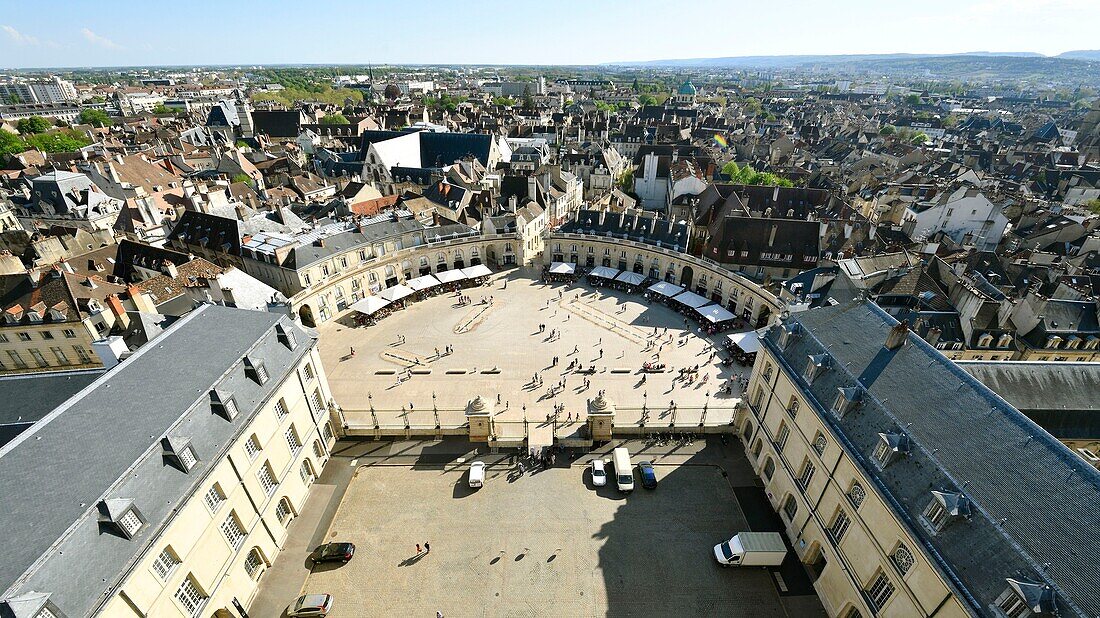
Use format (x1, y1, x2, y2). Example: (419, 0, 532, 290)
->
(466, 395, 494, 442)
(587, 393, 616, 442)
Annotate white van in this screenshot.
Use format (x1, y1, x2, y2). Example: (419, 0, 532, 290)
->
(468, 461, 485, 488)
(612, 447, 634, 492)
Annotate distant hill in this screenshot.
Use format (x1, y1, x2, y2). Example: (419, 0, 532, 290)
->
(606, 52, 1071, 69)
(1059, 50, 1100, 61)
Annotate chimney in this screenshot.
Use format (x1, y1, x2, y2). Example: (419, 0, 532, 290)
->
(106, 161, 121, 184)
(772, 186, 779, 201)
(925, 327, 942, 347)
(105, 294, 130, 329)
(91, 335, 129, 369)
(885, 320, 909, 350)
(127, 284, 156, 313)
(162, 260, 178, 278)
(768, 224, 778, 247)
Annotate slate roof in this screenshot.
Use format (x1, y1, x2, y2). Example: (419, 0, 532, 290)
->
(958, 361, 1100, 439)
(0, 369, 104, 448)
(0, 305, 315, 615)
(766, 301, 1100, 617)
(560, 209, 689, 252)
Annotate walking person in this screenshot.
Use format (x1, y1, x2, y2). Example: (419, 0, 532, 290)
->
(425, 542, 430, 554)
(416, 543, 421, 554)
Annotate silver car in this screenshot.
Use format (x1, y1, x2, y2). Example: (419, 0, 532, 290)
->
(288, 593, 333, 617)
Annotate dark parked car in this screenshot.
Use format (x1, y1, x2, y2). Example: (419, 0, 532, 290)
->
(638, 461, 657, 489)
(310, 542, 356, 564)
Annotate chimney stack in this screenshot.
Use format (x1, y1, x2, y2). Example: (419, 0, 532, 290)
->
(885, 320, 909, 350)
(925, 326, 942, 347)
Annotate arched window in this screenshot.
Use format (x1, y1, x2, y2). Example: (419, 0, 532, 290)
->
(244, 547, 267, 580)
(275, 497, 294, 525)
(763, 457, 775, 480)
(300, 459, 316, 485)
(752, 439, 763, 458)
(782, 494, 798, 520)
(312, 439, 325, 459)
(385, 265, 396, 277)
(437, 252, 446, 263)
(420, 256, 429, 267)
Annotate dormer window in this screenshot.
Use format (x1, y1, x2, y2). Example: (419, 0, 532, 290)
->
(805, 353, 830, 383)
(873, 433, 909, 468)
(1046, 335, 1062, 349)
(995, 578, 1057, 618)
(211, 390, 239, 420)
(832, 386, 863, 417)
(922, 490, 970, 532)
(997, 334, 1013, 349)
(244, 357, 268, 385)
(162, 435, 198, 472)
(778, 322, 801, 348)
(977, 333, 994, 348)
(98, 498, 144, 539)
(276, 323, 297, 349)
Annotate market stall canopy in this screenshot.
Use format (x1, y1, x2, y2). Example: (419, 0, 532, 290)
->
(406, 274, 442, 291)
(435, 269, 465, 284)
(672, 290, 712, 309)
(549, 262, 577, 275)
(350, 295, 391, 315)
(615, 271, 646, 286)
(589, 266, 620, 279)
(379, 284, 414, 302)
(700, 304, 737, 324)
(727, 329, 767, 353)
(648, 281, 685, 297)
(461, 264, 492, 279)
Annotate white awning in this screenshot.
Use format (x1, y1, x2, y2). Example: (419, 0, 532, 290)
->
(671, 290, 712, 309)
(350, 295, 390, 315)
(700, 305, 737, 324)
(435, 269, 465, 284)
(379, 284, 414, 302)
(461, 264, 493, 279)
(648, 281, 685, 297)
(549, 262, 576, 275)
(589, 266, 620, 279)
(615, 271, 646, 286)
(406, 274, 442, 291)
(727, 329, 767, 353)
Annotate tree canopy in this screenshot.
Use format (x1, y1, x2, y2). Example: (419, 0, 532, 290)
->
(637, 94, 658, 106)
(78, 109, 111, 128)
(319, 113, 350, 125)
(721, 162, 793, 187)
(16, 116, 51, 134)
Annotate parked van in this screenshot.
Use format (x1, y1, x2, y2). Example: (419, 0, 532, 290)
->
(612, 447, 634, 492)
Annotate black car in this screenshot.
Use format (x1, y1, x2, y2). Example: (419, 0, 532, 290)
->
(310, 542, 356, 564)
(638, 461, 657, 489)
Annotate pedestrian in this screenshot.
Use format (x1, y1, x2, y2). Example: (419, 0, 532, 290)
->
(599, 348, 603, 358)
(416, 543, 421, 554)
(350, 346, 355, 356)
(425, 542, 430, 554)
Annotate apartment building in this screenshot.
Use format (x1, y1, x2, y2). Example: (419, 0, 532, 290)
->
(738, 300, 1100, 617)
(0, 304, 337, 617)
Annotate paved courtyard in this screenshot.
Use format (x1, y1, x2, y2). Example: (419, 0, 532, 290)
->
(318, 267, 753, 430)
(292, 439, 821, 617)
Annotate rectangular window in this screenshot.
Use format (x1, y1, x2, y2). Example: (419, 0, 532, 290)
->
(74, 346, 91, 363)
(221, 513, 246, 549)
(204, 485, 226, 512)
(152, 547, 180, 579)
(286, 427, 302, 454)
(18, 332, 31, 341)
(50, 347, 69, 364)
(175, 576, 207, 616)
(865, 572, 895, 611)
(178, 446, 197, 470)
(775, 423, 790, 451)
(311, 389, 324, 413)
(119, 510, 143, 536)
(29, 348, 49, 368)
(41, 331, 54, 340)
(303, 363, 315, 381)
(0, 333, 7, 343)
(828, 509, 851, 542)
(255, 363, 268, 383)
(244, 435, 261, 460)
(796, 460, 816, 491)
(7, 350, 27, 369)
(63, 329, 76, 338)
(257, 462, 278, 495)
(274, 398, 288, 420)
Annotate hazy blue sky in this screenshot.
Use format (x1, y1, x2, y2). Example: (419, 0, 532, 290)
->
(1, 0, 1098, 68)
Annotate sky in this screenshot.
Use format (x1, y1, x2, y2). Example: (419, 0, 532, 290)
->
(1, 0, 1099, 68)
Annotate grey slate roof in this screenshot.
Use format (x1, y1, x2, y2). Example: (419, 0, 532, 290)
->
(0, 305, 316, 616)
(765, 301, 1100, 617)
(0, 370, 104, 448)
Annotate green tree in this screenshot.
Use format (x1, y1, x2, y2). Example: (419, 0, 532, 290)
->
(616, 169, 634, 192)
(522, 85, 535, 110)
(721, 161, 792, 187)
(904, 94, 922, 106)
(910, 132, 929, 145)
(22, 130, 91, 153)
(637, 94, 658, 106)
(743, 97, 762, 115)
(231, 173, 253, 185)
(0, 129, 26, 157)
(1085, 199, 1100, 215)
(880, 124, 896, 136)
(632, 77, 640, 92)
(320, 113, 350, 125)
(78, 109, 111, 128)
(16, 116, 51, 134)
(492, 96, 517, 107)
(6, 94, 20, 104)
(151, 104, 175, 115)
